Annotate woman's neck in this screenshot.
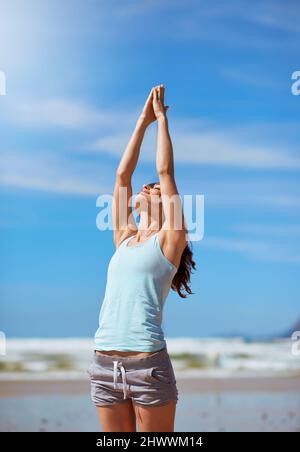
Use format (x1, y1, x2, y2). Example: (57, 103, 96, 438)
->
(138, 212, 162, 237)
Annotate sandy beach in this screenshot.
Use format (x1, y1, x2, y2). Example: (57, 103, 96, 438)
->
(1, 376, 299, 432)
(1, 338, 300, 431)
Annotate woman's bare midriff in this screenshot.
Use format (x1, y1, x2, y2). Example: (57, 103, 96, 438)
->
(95, 350, 157, 358)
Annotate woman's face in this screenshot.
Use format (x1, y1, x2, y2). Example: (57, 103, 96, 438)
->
(140, 182, 161, 198)
(135, 182, 161, 211)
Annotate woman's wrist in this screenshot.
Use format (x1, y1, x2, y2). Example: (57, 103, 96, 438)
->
(136, 115, 149, 128)
(137, 113, 167, 127)
(156, 113, 167, 123)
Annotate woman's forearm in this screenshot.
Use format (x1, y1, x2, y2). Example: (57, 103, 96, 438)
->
(117, 117, 148, 178)
(156, 115, 174, 175)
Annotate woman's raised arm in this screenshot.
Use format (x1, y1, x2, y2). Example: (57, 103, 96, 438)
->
(153, 85, 187, 262)
(112, 88, 156, 248)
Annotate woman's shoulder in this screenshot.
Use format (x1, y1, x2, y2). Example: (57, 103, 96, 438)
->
(158, 226, 188, 268)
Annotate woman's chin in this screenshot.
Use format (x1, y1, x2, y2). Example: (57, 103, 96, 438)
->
(136, 192, 149, 203)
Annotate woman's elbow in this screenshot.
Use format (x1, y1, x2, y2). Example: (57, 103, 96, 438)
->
(116, 167, 132, 181)
(157, 167, 174, 177)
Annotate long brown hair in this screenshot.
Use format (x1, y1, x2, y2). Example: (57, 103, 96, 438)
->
(146, 181, 196, 298)
(171, 241, 196, 299)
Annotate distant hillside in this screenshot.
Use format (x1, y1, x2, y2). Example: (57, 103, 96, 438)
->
(278, 318, 300, 338)
(215, 317, 300, 341)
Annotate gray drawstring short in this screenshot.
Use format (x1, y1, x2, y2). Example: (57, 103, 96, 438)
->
(87, 346, 178, 407)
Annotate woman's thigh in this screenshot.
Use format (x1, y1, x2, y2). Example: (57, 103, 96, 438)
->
(96, 399, 136, 432)
(133, 400, 177, 432)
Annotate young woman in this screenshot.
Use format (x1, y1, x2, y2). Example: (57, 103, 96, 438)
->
(87, 85, 195, 432)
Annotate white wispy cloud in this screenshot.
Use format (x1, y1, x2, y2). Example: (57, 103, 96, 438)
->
(6, 97, 300, 170)
(114, 0, 300, 35)
(240, 0, 300, 34)
(89, 121, 300, 170)
(2, 91, 299, 169)
(160, 0, 300, 53)
(202, 236, 300, 263)
(219, 67, 284, 88)
(0, 150, 110, 196)
(258, 195, 300, 208)
(11, 98, 136, 129)
(231, 223, 300, 237)
(208, 193, 300, 210)
(2, 96, 300, 197)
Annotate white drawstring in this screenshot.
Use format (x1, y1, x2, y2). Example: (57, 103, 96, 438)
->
(113, 360, 128, 399)
(113, 361, 118, 389)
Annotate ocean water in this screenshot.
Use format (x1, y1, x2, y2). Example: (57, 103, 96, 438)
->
(0, 337, 299, 380)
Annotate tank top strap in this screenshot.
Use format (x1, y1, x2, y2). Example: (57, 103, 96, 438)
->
(121, 232, 157, 249)
(153, 232, 178, 272)
(117, 234, 134, 249)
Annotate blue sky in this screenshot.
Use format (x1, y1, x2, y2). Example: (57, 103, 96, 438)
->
(0, 0, 299, 338)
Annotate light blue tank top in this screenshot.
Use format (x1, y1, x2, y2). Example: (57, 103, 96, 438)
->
(94, 232, 178, 352)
